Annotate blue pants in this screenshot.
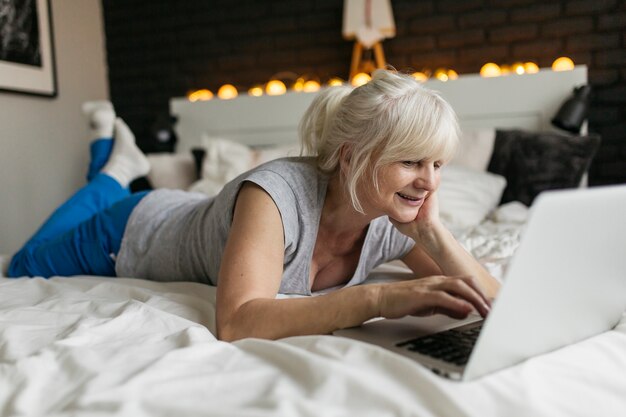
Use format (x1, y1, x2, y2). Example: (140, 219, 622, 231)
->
(8, 139, 148, 278)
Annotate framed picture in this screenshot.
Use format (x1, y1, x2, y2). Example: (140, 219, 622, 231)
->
(0, 0, 57, 97)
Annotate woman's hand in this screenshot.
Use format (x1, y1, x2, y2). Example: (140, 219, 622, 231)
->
(390, 190, 445, 248)
(375, 275, 491, 320)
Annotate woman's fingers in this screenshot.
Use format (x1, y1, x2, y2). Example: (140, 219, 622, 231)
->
(412, 290, 475, 318)
(437, 275, 491, 317)
(379, 275, 492, 320)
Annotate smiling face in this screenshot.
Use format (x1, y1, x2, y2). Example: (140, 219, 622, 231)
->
(359, 159, 442, 222)
(320, 70, 460, 215)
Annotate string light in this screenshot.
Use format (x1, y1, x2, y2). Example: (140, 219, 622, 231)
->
(524, 62, 539, 74)
(552, 57, 575, 71)
(217, 84, 238, 100)
(292, 77, 305, 92)
(480, 63, 501, 78)
(434, 68, 449, 82)
(327, 77, 344, 87)
(248, 85, 264, 97)
(192, 57, 576, 101)
(351, 72, 371, 87)
(187, 89, 214, 102)
(303, 80, 321, 92)
(411, 71, 428, 82)
(266, 80, 287, 96)
(512, 62, 525, 75)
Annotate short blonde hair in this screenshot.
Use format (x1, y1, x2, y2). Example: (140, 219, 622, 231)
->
(299, 69, 459, 213)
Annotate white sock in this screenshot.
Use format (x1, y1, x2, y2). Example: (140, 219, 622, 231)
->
(102, 118, 150, 187)
(82, 100, 115, 140)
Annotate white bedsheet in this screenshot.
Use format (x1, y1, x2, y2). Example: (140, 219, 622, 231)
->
(1, 210, 625, 416)
(1, 273, 625, 416)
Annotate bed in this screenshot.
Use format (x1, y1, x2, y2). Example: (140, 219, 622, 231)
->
(2, 66, 624, 416)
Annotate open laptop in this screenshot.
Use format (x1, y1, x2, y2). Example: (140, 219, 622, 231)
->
(334, 185, 626, 381)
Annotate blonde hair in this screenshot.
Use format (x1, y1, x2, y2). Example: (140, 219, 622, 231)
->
(299, 69, 459, 213)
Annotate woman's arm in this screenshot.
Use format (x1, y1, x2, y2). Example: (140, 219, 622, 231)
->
(395, 191, 501, 299)
(400, 229, 500, 299)
(216, 183, 491, 342)
(216, 182, 379, 341)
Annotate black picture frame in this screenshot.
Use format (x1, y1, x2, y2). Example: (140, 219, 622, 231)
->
(0, 0, 57, 98)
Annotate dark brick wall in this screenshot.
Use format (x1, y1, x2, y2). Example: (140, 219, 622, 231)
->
(102, 0, 626, 185)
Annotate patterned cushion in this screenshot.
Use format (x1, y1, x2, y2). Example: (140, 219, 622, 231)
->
(488, 129, 601, 206)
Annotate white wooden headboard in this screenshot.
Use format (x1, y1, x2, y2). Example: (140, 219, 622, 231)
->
(170, 66, 587, 153)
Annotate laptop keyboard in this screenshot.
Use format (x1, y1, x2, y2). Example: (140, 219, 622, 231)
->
(396, 323, 483, 366)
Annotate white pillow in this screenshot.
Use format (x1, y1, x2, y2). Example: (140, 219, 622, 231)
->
(189, 137, 302, 196)
(187, 136, 253, 196)
(146, 153, 197, 190)
(451, 128, 496, 171)
(199, 135, 255, 182)
(438, 165, 507, 229)
(253, 142, 300, 165)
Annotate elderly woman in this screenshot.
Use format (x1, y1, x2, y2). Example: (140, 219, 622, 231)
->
(8, 70, 498, 341)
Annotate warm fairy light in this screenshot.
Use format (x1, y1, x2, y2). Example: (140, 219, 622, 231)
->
(190, 59, 573, 103)
(292, 77, 305, 92)
(248, 85, 264, 97)
(512, 62, 525, 75)
(552, 57, 575, 71)
(411, 71, 428, 82)
(327, 77, 344, 86)
(351, 72, 371, 87)
(434, 68, 449, 82)
(303, 80, 321, 92)
(480, 63, 501, 78)
(523, 62, 539, 74)
(217, 84, 238, 100)
(187, 89, 214, 102)
(266, 80, 287, 96)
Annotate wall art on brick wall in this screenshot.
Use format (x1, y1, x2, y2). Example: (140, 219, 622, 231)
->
(0, 0, 57, 97)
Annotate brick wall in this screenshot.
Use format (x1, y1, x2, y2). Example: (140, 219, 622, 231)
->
(102, 0, 626, 185)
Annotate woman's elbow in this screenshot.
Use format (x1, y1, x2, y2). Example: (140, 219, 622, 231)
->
(216, 319, 242, 342)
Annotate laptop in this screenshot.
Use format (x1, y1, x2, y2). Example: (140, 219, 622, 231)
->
(334, 185, 626, 381)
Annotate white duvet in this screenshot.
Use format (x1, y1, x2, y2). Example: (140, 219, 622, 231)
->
(1, 214, 625, 416)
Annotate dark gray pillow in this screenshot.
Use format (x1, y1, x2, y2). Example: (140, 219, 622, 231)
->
(487, 129, 601, 206)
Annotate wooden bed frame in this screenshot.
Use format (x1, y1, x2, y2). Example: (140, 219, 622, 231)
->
(170, 66, 587, 153)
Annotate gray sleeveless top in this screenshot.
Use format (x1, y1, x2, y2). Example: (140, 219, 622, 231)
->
(116, 157, 414, 295)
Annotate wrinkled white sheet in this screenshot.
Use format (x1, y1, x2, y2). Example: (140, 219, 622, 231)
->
(2, 210, 625, 416)
(1, 275, 625, 417)
(450, 202, 528, 282)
